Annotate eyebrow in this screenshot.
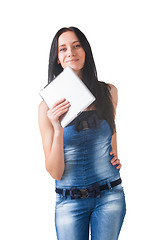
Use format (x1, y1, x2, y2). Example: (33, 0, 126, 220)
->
(58, 40, 80, 48)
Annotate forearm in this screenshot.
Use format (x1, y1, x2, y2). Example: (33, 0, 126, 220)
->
(45, 132, 65, 180)
(111, 132, 118, 155)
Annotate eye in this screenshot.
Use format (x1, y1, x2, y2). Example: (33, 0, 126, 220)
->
(74, 44, 81, 49)
(59, 47, 66, 52)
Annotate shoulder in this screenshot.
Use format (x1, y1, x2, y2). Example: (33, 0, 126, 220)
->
(107, 83, 118, 105)
(99, 81, 117, 94)
(108, 83, 118, 96)
(38, 100, 48, 112)
(38, 101, 50, 129)
(38, 101, 49, 117)
(99, 82, 118, 104)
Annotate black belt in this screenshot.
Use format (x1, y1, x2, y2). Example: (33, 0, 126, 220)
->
(55, 178, 122, 200)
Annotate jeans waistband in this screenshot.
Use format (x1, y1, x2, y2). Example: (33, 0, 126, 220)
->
(55, 178, 122, 200)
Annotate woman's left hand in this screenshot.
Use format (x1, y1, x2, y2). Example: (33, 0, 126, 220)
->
(109, 150, 122, 169)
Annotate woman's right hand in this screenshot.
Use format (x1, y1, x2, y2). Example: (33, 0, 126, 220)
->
(47, 98, 70, 133)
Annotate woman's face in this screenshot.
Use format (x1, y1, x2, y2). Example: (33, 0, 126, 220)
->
(57, 31, 85, 78)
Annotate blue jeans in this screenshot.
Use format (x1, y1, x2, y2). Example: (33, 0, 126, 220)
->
(55, 182, 126, 240)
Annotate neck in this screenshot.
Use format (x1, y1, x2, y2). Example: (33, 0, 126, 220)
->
(73, 69, 83, 80)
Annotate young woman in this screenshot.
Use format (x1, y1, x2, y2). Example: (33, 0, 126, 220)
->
(38, 27, 126, 240)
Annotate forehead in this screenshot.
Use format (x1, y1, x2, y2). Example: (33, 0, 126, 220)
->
(58, 31, 79, 46)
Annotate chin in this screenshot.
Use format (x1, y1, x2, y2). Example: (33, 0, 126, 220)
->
(69, 65, 83, 71)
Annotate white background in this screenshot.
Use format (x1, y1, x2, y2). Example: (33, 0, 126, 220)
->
(0, 0, 160, 239)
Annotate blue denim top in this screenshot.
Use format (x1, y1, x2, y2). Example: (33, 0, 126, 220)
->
(55, 110, 120, 189)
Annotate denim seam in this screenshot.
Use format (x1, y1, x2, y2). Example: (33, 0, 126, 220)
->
(82, 131, 87, 186)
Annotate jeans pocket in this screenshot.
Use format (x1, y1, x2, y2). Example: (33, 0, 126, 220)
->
(55, 193, 65, 207)
(112, 183, 124, 193)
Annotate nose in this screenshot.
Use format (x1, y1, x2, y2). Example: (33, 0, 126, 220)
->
(67, 47, 74, 57)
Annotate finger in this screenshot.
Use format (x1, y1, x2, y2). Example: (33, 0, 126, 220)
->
(53, 103, 70, 116)
(52, 104, 71, 121)
(48, 100, 70, 114)
(47, 102, 70, 116)
(110, 155, 118, 163)
(51, 100, 69, 112)
(116, 163, 122, 169)
(47, 107, 69, 122)
(109, 150, 116, 155)
(55, 107, 70, 118)
(52, 105, 69, 117)
(47, 100, 67, 115)
(51, 100, 70, 113)
(111, 158, 120, 165)
(50, 98, 66, 109)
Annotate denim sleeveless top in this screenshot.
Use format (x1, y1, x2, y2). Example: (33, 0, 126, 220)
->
(55, 110, 120, 189)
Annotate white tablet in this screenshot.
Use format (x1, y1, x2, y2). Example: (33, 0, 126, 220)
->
(39, 67, 96, 127)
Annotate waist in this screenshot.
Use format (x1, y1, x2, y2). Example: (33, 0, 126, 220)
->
(56, 146, 120, 188)
(55, 171, 121, 189)
(60, 120, 118, 188)
(55, 178, 122, 199)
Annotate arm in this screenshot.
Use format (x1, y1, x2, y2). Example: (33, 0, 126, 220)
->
(108, 84, 122, 169)
(109, 83, 118, 155)
(38, 99, 70, 180)
(111, 132, 118, 156)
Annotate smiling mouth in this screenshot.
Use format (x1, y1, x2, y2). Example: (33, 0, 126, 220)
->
(66, 59, 78, 63)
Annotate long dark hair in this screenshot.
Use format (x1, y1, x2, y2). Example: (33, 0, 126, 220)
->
(48, 27, 116, 135)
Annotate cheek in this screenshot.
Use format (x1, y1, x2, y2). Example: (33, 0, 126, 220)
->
(58, 54, 66, 67)
(83, 50, 86, 61)
(58, 54, 62, 63)
(80, 50, 85, 63)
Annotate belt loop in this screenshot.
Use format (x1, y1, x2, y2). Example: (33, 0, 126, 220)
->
(62, 189, 66, 199)
(107, 181, 112, 191)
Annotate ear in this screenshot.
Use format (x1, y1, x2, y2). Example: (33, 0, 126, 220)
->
(57, 58, 60, 64)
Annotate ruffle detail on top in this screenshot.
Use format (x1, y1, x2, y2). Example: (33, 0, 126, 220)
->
(66, 110, 102, 132)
